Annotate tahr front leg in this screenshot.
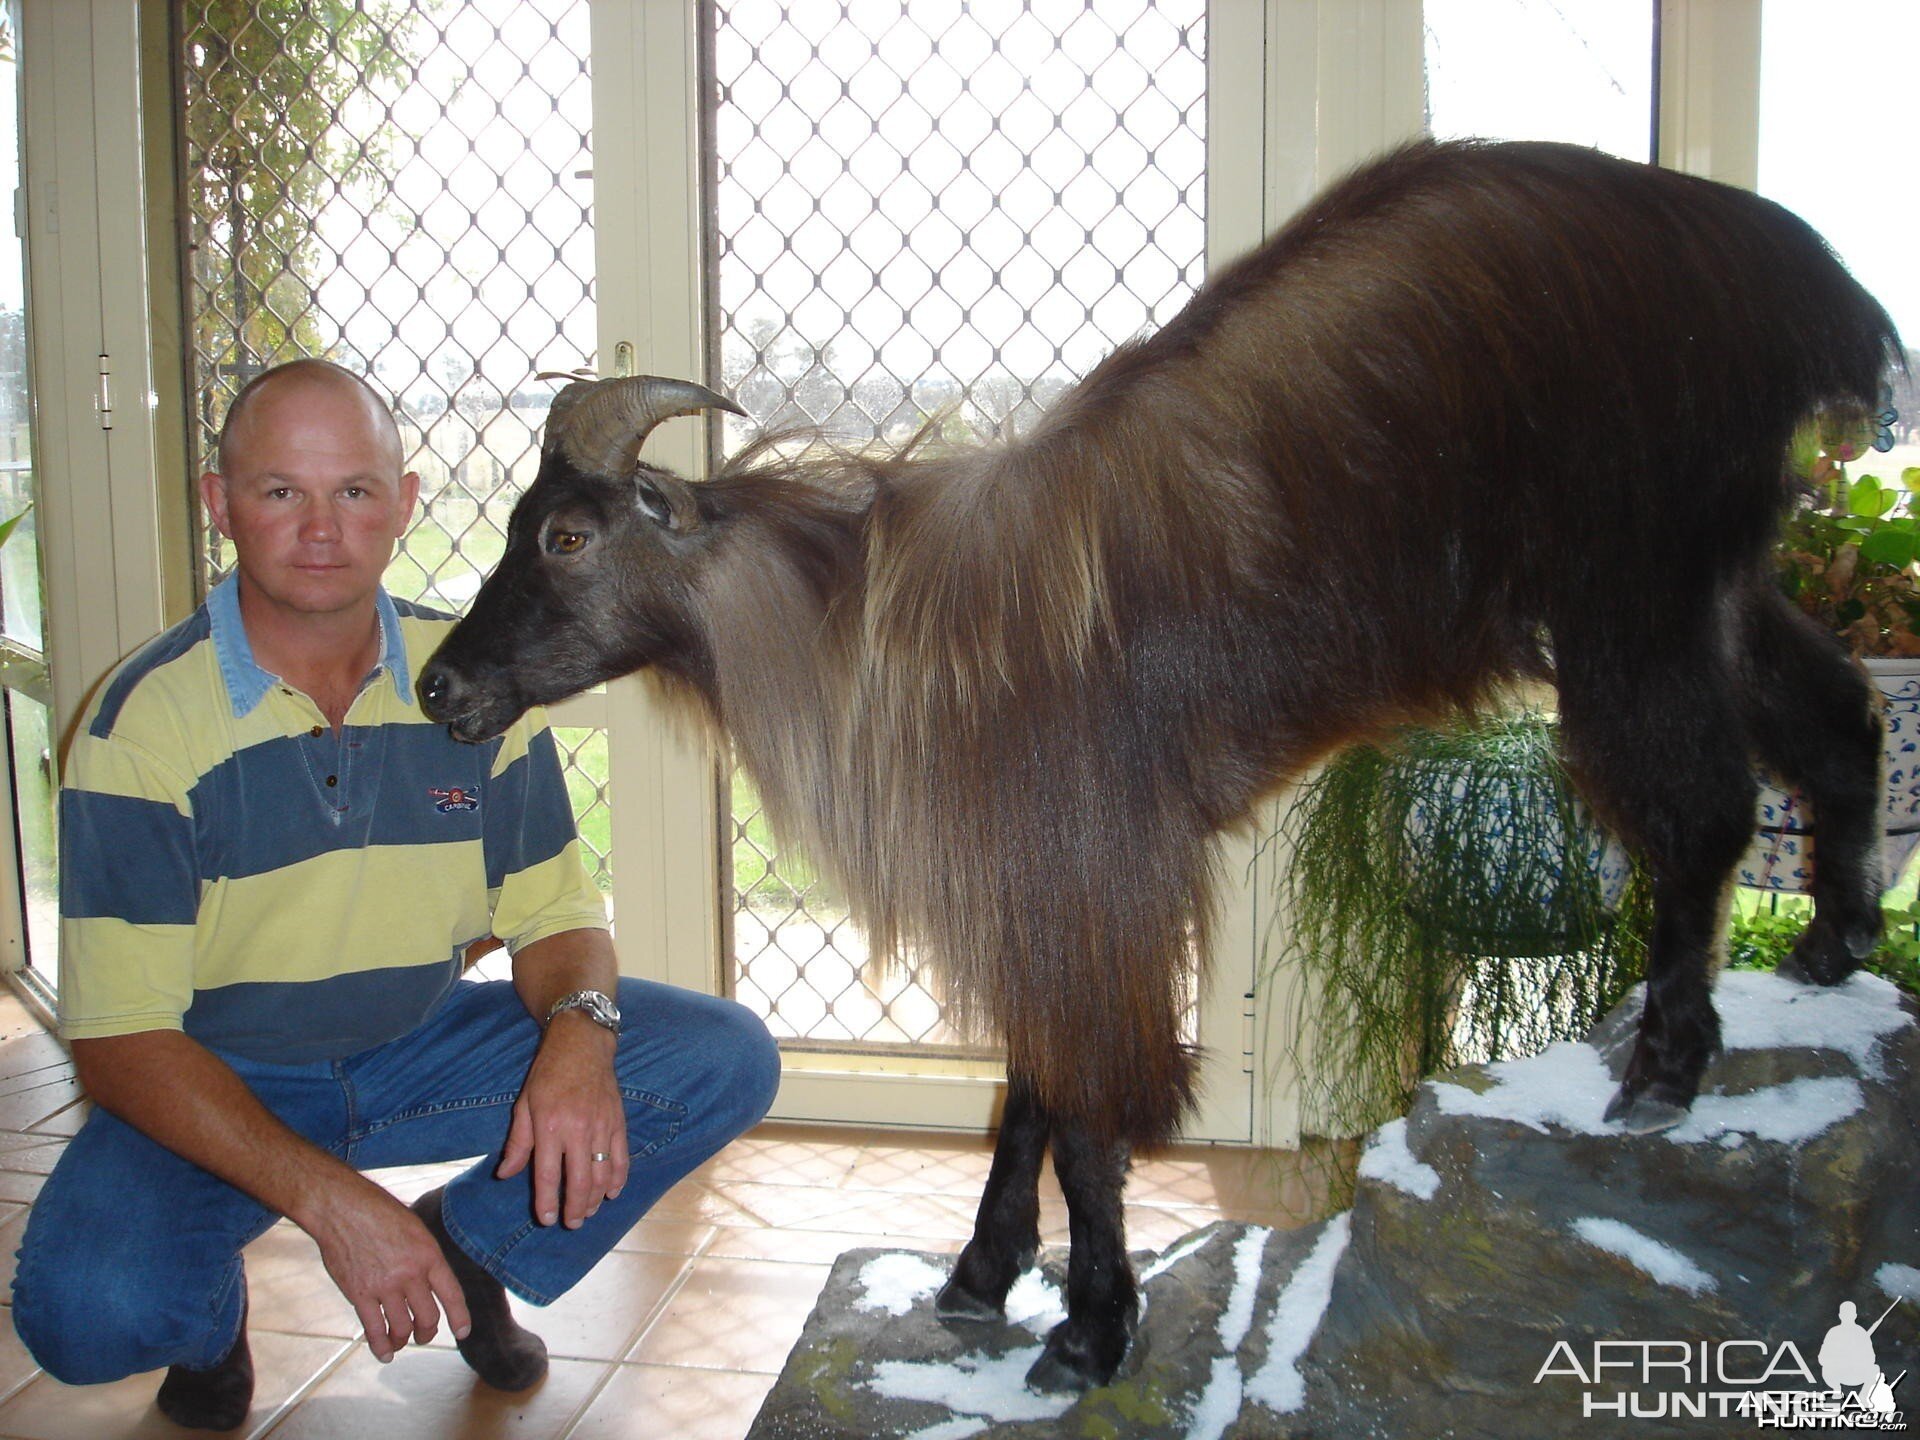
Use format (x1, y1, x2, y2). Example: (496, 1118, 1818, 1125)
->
(1025, 1119, 1134, 1392)
(937, 1075, 1049, 1321)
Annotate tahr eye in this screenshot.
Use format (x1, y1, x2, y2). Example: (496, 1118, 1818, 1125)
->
(547, 530, 589, 555)
(637, 481, 672, 528)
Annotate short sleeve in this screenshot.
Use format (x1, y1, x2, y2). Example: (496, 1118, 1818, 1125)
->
(57, 727, 199, 1041)
(483, 706, 609, 952)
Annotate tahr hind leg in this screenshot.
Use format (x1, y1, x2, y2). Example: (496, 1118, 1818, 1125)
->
(1025, 1119, 1134, 1393)
(1554, 611, 1760, 1133)
(937, 1074, 1048, 1321)
(1739, 590, 1884, 981)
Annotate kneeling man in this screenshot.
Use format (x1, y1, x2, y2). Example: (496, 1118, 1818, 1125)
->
(12, 359, 780, 1428)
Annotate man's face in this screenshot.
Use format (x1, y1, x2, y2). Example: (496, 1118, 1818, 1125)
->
(201, 377, 419, 621)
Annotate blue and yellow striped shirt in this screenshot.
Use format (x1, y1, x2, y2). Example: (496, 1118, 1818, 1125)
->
(57, 575, 609, 1062)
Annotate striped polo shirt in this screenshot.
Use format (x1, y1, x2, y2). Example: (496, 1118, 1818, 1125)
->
(57, 574, 609, 1063)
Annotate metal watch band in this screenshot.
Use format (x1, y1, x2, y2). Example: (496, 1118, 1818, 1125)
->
(544, 987, 622, 1036)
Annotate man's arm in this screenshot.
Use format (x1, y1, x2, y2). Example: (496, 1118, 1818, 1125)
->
(71, 1029, 470, 1361)
(499, 926, 629, 1230)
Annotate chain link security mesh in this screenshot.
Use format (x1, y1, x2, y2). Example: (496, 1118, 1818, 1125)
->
(710, 0, 1207, 1048)
(179, 0, 611, 898)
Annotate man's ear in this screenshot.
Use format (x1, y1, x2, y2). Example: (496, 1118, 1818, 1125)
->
(397, 470, 421, 534)
(199, 471, 233, 539)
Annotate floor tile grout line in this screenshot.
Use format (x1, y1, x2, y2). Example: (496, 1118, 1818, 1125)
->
(545, 1237, 721, 1436)
(249, 1334, 368, 1439)
(0, 1360, 38, 1415)
(616, 1225, 721, 1366)
(543, 1354, 625, 1440)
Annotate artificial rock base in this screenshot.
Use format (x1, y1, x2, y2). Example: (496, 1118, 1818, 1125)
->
(748, 971, 1920, 1440)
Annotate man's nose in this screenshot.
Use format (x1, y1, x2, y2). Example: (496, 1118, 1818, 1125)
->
(300, 499, 340, 543)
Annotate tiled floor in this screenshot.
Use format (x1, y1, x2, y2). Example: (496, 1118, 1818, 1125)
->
(0, 988, 1341, 1438)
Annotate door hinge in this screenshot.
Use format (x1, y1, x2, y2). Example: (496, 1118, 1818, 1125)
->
(1241, 988, 1256, 1075)
(96, 353, 113, 431)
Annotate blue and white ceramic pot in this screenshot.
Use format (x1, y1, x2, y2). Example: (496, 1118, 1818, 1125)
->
(1398, 761, 1633, 956)
(1739, 657, 1920, 893)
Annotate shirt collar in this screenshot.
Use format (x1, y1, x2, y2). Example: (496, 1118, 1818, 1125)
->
(207, 572, 413, 719)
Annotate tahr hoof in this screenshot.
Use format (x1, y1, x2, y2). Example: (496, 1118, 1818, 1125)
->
(1603, 1085, 1689, 1135)
(1024, 1318, 1126, 1394)
(934, 1275, 1005, 1322)
(1780, 911, 1878, 987)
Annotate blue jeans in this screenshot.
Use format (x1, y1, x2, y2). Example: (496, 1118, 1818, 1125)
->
(11, 977, 780, 1384)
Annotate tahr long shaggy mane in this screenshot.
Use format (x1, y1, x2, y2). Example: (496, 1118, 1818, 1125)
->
(421, 137, 1903, 1389)
(666, 136, 1900, 1145)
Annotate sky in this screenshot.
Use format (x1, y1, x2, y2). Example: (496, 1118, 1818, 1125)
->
(1756, 0, 1920, 344)
(1428, 0, 1918, 343)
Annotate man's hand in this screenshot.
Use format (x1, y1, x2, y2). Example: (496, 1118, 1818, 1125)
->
(307, 1178, 473, 1362)
(71, 1030, 474, 1365)
(496, 1012, 630, 1228)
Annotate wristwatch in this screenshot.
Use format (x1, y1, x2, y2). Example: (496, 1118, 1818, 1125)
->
(545, 988, 622, 1037)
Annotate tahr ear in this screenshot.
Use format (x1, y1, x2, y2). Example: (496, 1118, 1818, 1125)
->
(547, 376, 746, 479)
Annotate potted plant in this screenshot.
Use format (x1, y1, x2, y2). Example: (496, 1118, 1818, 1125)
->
(1747, 407, 1920, 891)
(1269, 714, 1650, 1134)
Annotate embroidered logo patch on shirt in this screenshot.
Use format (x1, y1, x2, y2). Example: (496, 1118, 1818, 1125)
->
(428, 786, 480, 813)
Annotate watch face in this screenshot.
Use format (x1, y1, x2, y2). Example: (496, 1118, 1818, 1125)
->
(552, 990, 620, 1032)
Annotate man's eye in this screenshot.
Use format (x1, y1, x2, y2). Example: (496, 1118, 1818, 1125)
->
(548, 531, 589, 555)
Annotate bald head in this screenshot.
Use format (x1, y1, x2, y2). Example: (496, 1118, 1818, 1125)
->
(217, 358, 405, 479)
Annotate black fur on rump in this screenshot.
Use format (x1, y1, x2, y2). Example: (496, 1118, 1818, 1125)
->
(420, 138, 1902, 1389)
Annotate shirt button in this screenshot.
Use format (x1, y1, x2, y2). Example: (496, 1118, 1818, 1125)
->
(326, 775, 338, 787)
(310, 726, 323, 738)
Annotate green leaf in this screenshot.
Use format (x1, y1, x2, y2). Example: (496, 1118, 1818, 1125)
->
(0, 505, 33, 549)
(1905, 468, 1920, 492)
(1861, 528, 1920, 568)
(1850, 475, 1894, 517)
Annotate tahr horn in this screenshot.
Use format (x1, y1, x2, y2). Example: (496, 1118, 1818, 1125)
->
(551, 375, 745, 477)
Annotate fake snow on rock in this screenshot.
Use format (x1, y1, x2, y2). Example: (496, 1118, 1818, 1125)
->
(1141, 1227, 1222, 1284)
(853, 1253, 948, 1317)
(1358, 1117, 1441, 1200)
(1430, 1041, 1616, 1135)
(1713, 970, 1909, 1078)
(1004, 1268, 1067, 1334)
(1182, 1227, 1274, 1440)
(1571, 1217, 1717, 1294)
(868, 1346, 1075, 1428)
(900, 1421, 988, 1440)
(1877, 1262, 1920, 1303)
(1666, 1076, 1864, 1146)
(1246, 1213, 1352, 1416)
(1430, 976, 1893, 1144)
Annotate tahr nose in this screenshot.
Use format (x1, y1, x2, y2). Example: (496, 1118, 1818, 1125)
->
(417, 664, 454, 715)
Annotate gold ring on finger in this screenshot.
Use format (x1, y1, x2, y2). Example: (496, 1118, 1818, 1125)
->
(592, 1151, 611, 1163)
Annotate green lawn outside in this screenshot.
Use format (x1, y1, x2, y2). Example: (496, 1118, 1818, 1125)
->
(548, 727, 821, 912)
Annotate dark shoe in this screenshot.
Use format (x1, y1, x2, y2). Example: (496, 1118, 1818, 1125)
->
(157, 1293, 253, 1431)
(411, 1186, 549, 1391)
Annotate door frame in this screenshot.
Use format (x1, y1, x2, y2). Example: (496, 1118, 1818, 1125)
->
(593, 0, 1268, 1139)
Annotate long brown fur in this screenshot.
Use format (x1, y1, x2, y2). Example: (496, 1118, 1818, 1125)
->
(422, 138, 1902, 1154)
(670, 138, 1898, 1145)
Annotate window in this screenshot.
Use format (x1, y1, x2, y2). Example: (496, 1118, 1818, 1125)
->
(709, 0, 1207, 1050)
(1425, 0, 1657, 161)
